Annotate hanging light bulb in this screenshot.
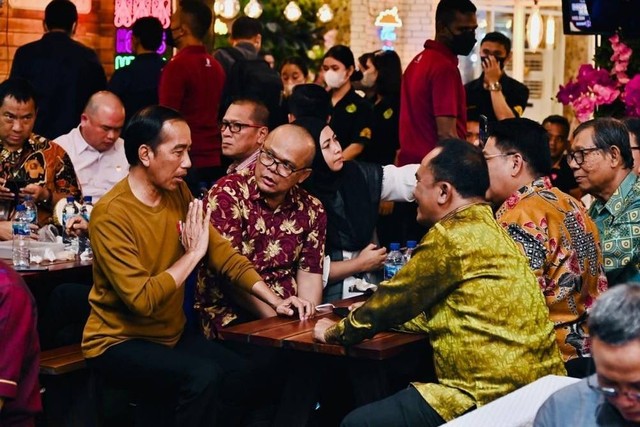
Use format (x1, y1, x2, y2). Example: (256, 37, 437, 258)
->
(317, 3, 333, 23)
(214, 19, 229, 35)
(283, 1, 302, 22)
(244, 0, 263, 18)
(526, 3, 544, 52)
(545, 15, 555, 49)
(216, 0, 240, 20)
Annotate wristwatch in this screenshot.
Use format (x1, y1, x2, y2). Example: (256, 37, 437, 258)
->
(485, 81, 502, 92)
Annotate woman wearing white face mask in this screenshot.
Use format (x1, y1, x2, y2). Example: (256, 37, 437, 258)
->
(358, 50, 404, 250)
(322, 45, 373, 161)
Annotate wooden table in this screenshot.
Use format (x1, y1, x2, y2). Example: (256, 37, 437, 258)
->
(220, 301, 427, 360)
(220, 298, 432, 425)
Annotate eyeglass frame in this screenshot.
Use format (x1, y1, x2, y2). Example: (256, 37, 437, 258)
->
(219, 120, 266, 134)
(483, 151, 518, 161)
(567, 147, 602, 166)
(587, 374, 640, 402)
(258, 148, 310, 178)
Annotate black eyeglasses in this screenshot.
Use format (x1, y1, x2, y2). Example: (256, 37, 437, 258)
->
(219, 120, 265, 134)
(484, 152, 517, 161)
(587, 375, 640, 402)
(258, 149, 309, 178)
(567, 147, 602, 166)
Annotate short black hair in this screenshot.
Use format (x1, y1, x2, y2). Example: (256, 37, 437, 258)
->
(357, 52, 375, 70)
(44, 0, 78, 33)
(132, 16, 163, 51)
(288, 84, 331, 122)
(573, 118, 633, 170)
(180, 1, 212, 40)
(0, 78, 37, 109)
(229, 97, 269, 126)
(489, 118, 552, 177)
(231, 16, 262, 40)
(435, 0, 477, 27)
(480, 31, 512, 55)
(324, 45, 355, 69)
(431, 139, 489, 198)
(280, 56, 309, 78)
(542, 114, 570, 139)
(123, 105, 185, 166)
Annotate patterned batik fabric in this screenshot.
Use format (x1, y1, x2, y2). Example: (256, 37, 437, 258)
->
(0, 133, 81, 225)
(496, 177, 608, 362)
(589, 172, 640, 286)
(326, 203, 566, 421)
(195, 166, 327, 337)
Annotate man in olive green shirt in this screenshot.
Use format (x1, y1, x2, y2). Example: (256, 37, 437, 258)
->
(82, 105, 312, 426)
(314, 139, 565, 426)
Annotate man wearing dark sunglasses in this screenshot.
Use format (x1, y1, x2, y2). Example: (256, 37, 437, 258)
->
(196, 124, 326, 337)
(535, 282, 640, 425)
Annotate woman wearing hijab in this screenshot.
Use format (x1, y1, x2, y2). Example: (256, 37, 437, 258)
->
(293, 116, 417, 302)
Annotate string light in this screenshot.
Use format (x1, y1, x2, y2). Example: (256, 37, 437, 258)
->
(526, 2, 543, 51)
(283, 1, 302, 22)
(545, 15, 555, 49)
(317, 3, 333, 23)
(244, 0, 263, 18)
(214, 0, 240, 20)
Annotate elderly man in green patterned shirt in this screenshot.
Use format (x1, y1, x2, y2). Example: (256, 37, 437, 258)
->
(314, 139, 566, 427)
(570, 118, 640, 286)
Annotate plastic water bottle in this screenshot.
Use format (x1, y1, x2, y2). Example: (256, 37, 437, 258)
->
(23, 195, 37, 224)
(12, 204, 30, 267)
(404, 240, 417, 263)
(80, 196, 93, 221)
(79, 196, 93, 257)
(62, 196, 79, 253)
(384, 242, 404, 280)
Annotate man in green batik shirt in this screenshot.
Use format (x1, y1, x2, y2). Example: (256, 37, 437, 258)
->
(314, 139, 566, 426)
(570, 118, 640, 286)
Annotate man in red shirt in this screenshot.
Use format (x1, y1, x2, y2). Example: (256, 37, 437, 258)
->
(159, 1, 226, 194)
(0, 262, 41, 426)
(397, 0, 478, 166)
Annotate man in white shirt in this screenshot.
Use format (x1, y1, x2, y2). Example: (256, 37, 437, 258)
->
(55, 91, 129, 203)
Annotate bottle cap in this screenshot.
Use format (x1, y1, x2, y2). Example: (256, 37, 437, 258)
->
(15, 204, 25, 211)
(66, 196, 75, 203)
(24, 195, 33, 201)
(389, 242, 400, 251)
(406, 240, 417, 248)
(83, 196, 92, 203)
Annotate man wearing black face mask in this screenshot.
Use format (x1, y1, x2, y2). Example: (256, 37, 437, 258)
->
(465, 32, 529, 123)
(396, 0, 477, 244)
(397, 0, 477, 168)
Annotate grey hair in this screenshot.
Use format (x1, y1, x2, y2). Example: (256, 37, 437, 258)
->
(588, 282, 640, 345)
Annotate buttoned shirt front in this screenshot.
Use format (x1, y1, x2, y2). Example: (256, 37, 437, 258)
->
(589, 172, 640, 285)
(196, 166, 327, 337)
(55, 126, 129, 203)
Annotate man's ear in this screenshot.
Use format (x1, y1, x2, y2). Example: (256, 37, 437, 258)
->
(295, 169, 312, 185)
(71, 21, 77, 36)
(257, 127, 268, 144)
(506, 51, 513, 63)
(608, 145, 624, 168)
(511, 153, 525, 177)
(138, 144, 152, 167)
(254, 34, 262, 49)
(43, 21, 49, 33)
(437, 182, 452, 205)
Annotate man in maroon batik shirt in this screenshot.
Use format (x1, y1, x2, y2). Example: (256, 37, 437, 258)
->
(196, 124, 327, 338)
(0, 261, 41, 426)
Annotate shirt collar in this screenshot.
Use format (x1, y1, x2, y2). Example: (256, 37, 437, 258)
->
(496, 176, 551, 218)
(75, 126, 96, 155)
(227, 149, 260, 174)
(593, 172, 638, 217)
(423, 40, 458, 64)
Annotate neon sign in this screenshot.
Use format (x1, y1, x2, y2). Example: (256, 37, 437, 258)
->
(375, 7, 403, 51)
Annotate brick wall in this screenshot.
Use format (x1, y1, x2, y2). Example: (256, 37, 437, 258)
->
(349, 0, 437, 71)
(0, 0, 115, 81)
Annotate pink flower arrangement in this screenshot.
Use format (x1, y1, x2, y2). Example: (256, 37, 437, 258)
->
(557, 34, 640, 121)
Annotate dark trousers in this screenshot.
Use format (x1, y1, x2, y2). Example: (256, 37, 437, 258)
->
(341, 387, 446, 427)
(87, 332, 271, 427)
